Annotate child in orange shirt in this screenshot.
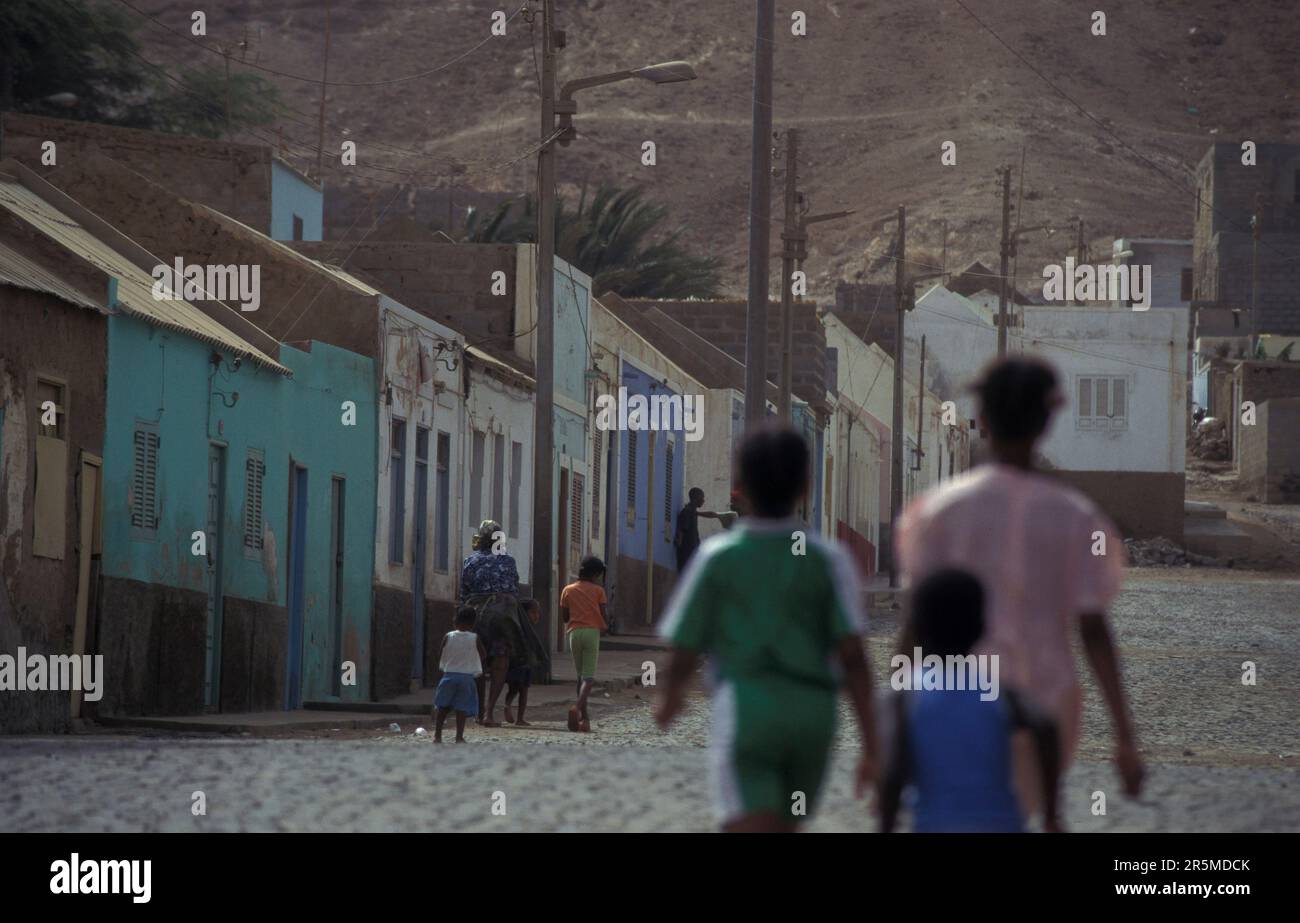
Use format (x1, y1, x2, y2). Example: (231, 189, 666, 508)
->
(560, 556, 608, 732)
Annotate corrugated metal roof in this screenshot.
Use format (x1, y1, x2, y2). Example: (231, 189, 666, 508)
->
(0, 180, 289, 374)
(0, 240, 103, 312)
(466, 345, 535, 386)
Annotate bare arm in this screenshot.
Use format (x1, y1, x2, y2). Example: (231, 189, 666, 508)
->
(435, 633, 448, 670)
(837, 635, 880, 797)
(1079, 611, 1144, 796)
(877, 692, 909, 832)
(1007, 689, 1062, 831)
(654, 648, 699, 730)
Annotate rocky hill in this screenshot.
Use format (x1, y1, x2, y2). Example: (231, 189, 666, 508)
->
(133, 0, 1299, 300)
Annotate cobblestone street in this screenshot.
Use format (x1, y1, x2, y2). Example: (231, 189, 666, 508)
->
(3, 572, 1297, 833)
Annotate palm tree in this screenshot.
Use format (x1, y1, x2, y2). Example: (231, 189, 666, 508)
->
(457, 184, 720, 299)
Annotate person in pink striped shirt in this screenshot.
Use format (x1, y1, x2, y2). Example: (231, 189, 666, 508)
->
(898, 357, 1144, 818)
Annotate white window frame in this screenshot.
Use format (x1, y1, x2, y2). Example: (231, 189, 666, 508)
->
(1075, 374, 1130, 431)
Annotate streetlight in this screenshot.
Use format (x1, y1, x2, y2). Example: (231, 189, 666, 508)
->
(530, 0, 696, 668)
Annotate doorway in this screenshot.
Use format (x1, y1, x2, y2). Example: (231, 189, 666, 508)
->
(411, 428, 429, 686)
(203, 444, 226, 710)
(285, 463, 308, 710)
(329, 476, 346, 698)
(71, 452, 102, 719)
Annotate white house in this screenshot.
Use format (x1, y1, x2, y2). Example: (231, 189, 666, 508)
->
(908, 284, 1188, 540)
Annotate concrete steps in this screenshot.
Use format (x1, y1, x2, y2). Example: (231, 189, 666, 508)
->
(1184, 512, 1252, 559)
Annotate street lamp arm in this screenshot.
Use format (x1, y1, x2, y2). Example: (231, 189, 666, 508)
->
(559, 70, 637, 101)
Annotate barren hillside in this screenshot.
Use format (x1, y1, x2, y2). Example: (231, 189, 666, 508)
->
(132, 0, 1299, 300)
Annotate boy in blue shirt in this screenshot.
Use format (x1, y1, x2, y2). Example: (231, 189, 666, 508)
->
(879, 568, 1062, 832)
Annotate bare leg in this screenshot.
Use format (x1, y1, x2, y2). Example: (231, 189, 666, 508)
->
(515, 684, 530, 726)
(454, 712, 468, 742)
(434, 707, 450, 743)
(503, 683, 518, 724)
(482, 656, 508, 726)
(576, 678, 594, 722)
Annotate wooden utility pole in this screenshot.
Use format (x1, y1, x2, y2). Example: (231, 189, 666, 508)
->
(996, 166, 1012, 357)
(531, 0, 559, 675)
(778, 128, 799, 420)
(889, 204, 906, 587)
(1250, 192, 1264, 353)
(913, 334, 926, 472)
(315, 2, 332, 181)
(1073, 218, 1086, 306)
(743, 0, 776, 426)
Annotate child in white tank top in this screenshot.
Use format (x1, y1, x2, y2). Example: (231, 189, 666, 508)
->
(434, 608, 486, 742)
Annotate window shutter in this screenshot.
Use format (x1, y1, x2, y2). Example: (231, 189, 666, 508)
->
(1111, 377, 1127, 427)
(663, 438, 674, 538)
(626, 430, 637, 526)
(244, 452, 265, 551)
(132, 427, 159, 532)
(570, 472, 584, 569)
(1077, 377, 1093, 428)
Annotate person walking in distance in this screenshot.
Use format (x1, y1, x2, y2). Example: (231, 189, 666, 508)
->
(674, 487, 722, 571)
(897, 357, 1144, 816)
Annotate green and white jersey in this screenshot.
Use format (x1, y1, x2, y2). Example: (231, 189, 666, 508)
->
(658, 518, 866, 690)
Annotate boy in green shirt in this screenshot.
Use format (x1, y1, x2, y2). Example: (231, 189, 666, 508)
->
(655, 423, 880, 832)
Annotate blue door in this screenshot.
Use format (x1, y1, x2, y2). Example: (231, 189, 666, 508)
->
(285, 464, 308, 709)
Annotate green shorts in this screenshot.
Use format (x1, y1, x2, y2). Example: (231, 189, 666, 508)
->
(710, 677, 837, 825)
(568, 627, 600, 679)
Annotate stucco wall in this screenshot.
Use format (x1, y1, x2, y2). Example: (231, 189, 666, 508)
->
(0, 286, 108, 732)
(100, 316, 376, 712)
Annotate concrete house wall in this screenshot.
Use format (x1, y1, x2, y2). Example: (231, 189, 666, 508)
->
(1021, 307, 1188, 540)
(371, 298, 466, 699)
(1193, 142, 1300, 335)
(98, 314, 375, 715)
(0, 284, 108, 733)
(462, 350, 535, 588)
(270, 160, 324, 242)
(1, 112, 318, 238)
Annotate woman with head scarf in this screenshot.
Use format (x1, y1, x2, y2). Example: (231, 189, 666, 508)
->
(460, 520, 548, 726)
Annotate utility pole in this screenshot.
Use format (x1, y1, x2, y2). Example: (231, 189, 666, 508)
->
(315, 2, 331, 181)
(889, 204, 906, 587)
(743, 0, 776, 426)
(531, 0, 558, 673)
(1251, 192, 1264, 353)
(914, 334, 926, 473)
(778, 129, 799, 420)
(996, 166, 1012, 357)
(1073, 218, 1086, 306)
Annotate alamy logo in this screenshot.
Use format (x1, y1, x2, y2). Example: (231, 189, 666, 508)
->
(594, 386, 703, 442)
(50, 854, 151, 903)
(890, 648, 1000, 701)
(0, 648, 102, 701)
(151, 258, 262, 312)
(1042, 257, 1151, 310)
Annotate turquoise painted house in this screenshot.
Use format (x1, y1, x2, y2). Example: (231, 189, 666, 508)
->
(100, 315, 376, 714)
(1, 165, 377, 718)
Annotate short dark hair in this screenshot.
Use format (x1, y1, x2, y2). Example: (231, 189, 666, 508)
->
(578, 555, 606, 581)
(910, 569, 985, 658)
(455, 606, 476, 628)
(736, 422, 808, 518)
(688, 487, 705, 502)
(971, 356, 1059, 442)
